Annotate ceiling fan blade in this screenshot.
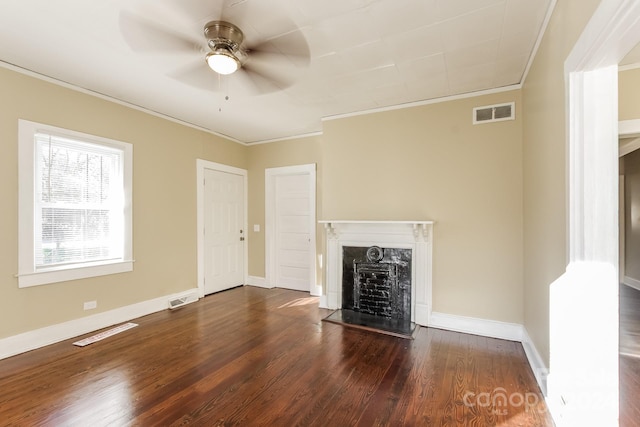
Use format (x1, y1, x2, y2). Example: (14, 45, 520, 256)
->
(168, 0, 249, 27)
(169, 60, 224, 92)
(219, 0, 252, 25)
(248, 33, 310, 69)
(238, 3, 309, 56)
(241, 60, 300, 94)
(166, 0, 224, 25)
(224, 69, 276, 96)
(119, 10, 201, 53)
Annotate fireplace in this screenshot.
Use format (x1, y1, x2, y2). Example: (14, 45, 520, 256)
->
(319, 220, 434, 335)
(343, 246, 411, 320)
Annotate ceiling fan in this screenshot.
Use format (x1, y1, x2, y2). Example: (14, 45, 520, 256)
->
(119, 1, 310, 95)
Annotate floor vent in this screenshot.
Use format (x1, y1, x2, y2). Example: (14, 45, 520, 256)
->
(473, 102, 515, 124)
(168, 292, 198, 310)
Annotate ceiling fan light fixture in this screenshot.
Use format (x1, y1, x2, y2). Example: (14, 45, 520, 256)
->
(206, 50, 240, 75)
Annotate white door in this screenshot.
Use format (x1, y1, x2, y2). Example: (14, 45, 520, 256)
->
(204, 168, 244, 295)
(274, 173, 312, 291)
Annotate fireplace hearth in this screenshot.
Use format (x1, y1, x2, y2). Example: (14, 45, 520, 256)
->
(325, 245, 415, 337)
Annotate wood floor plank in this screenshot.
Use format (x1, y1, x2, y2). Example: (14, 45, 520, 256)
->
(620, 283, 640, 427)
(0, 286, 553, 426)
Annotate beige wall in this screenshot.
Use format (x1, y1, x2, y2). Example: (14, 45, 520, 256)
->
(321, 91, 524, 323)
(246, 92, 526, 326)
(3, 0, 612, 351)
(246, 137, 323, 279)
(620, 67, 640, 120)
(0, 67, 246, 339)
(3, 66, 526, 340)
(522, 0, 601, 365)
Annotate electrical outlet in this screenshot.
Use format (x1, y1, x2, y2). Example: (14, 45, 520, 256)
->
(83, 300, 97, 310)
(253, 224, 260, 232)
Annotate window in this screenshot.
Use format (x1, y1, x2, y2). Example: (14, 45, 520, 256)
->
(18, 120, 133, 287)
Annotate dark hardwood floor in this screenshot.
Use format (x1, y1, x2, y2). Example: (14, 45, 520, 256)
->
(0, 287, 552, 426)
(620, 283, 640, 427)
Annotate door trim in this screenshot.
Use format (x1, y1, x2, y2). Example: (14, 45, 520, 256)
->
(546, 0, 640, 424)
(265, 164, 318, 295)
(197, 159, 248, 298)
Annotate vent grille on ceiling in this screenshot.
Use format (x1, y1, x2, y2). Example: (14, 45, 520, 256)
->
(472, 102, 515, 124)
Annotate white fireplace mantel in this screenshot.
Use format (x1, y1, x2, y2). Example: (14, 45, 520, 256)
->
(319, 220, 434, 326)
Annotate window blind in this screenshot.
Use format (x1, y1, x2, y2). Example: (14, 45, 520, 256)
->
(34, 132, 124, 269)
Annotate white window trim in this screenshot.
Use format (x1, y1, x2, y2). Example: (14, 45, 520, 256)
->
(18, 120, 133, 287)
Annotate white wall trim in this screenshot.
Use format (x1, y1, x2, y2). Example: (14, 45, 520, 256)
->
(520, 0, 557, 85)
(429, 312, 523, 342)
(246, 276, 272, 288)
(549, 0, 640, 424)
(0, 288, 200, 360)
(522, 328, 550, 396)
(0, 61, 244, 146)
(623, 275, 640, 291)
(0, 59, 525, 148)
(619, 136, 640, 156)
(196, 159, 248, 298)
(248, 131, 323, 146)
(322, 85, 521, 123)
(619, 120, 640, 161)
(619, 118, 640, 138)
(619, 62, 640, 72)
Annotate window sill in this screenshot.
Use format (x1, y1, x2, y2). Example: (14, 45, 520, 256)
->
(18, 260, 134, 288)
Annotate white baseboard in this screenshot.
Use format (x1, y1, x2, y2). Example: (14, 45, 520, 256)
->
(0, 288, 200, 360)
(247, 277, 321, 295)
(311, 284, 322, 297)
(414, 303, 430, 326)
(246, 276, 272, 288)
(623, 275, 640, 291)
(319, 295, 328, 308)
(521, 328, 549, 395)
(429, 311, 524, 342)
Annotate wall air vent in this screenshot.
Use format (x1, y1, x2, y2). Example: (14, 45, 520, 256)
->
(473, 102, 515, 124)
(168, 291, 199, 310)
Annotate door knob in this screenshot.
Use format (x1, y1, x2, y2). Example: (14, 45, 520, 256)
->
(240, 237, 245, 241)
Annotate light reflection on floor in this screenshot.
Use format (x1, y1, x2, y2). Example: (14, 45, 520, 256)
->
(51, 369, 133, 425)
(277, 297, 319, 309)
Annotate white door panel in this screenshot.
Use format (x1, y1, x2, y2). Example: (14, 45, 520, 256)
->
(279, 249, 308, 266)
(275, 173, 311, 291)
(280, 265, 309, 281)
(278, 215, 309, 232)
(279, 234, 309, 250)
(279, 198, 310, 214)
(204, 169, 244, 295)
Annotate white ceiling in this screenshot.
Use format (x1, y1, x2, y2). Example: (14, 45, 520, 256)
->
(0, 0, 553, 144)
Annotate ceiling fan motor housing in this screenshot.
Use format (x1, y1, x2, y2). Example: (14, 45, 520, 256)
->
(204, 21, 244, 54)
